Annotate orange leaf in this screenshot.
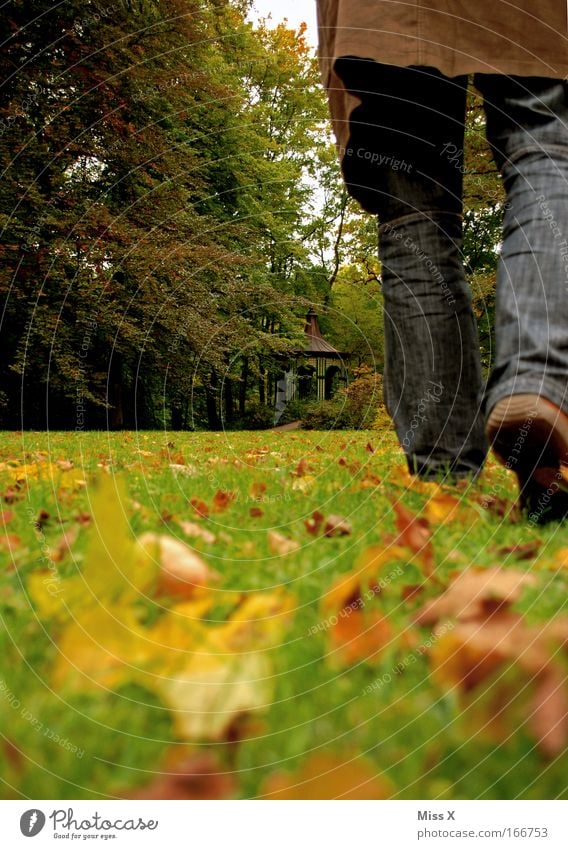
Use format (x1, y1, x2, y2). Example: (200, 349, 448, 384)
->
(261, 753, 393, 800)
(392, 501, 435, 578)
(212, 490, 235, 513)
(329, 610, 393, 667)
(190, 498, 209, 518)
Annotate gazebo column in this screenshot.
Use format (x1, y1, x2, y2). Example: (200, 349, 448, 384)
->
(317, 357, 326, 401)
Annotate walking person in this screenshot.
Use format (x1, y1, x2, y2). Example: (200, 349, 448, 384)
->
(316, 1, 568, 520)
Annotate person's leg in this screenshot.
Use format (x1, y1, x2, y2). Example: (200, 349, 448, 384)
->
(335, 60, 487, 477)
(476, 75, 568, 519)
(475, 75, 568, 415)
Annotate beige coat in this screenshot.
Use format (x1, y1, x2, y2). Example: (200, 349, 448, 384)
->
(316, 1, 568, 154)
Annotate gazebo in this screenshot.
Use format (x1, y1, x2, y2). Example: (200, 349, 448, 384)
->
(275, 309, 349, 419)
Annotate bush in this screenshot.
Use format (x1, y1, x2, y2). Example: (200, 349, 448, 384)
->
(339, 365, 384, 428)
(231, 401, 275, 430)
(275, 398, 308, 426)
(301, 399, 350, 430)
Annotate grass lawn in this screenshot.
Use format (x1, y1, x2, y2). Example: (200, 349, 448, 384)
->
(1, 428, 567, 800)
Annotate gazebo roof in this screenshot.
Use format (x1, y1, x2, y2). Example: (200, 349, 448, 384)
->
(301, 309, 346, 357)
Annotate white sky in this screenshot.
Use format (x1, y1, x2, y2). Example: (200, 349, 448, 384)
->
(248, 0, 318, 46)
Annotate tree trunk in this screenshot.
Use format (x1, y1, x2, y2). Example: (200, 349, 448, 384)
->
(206, 371, 221, 429)
(239, 357, 248, 416)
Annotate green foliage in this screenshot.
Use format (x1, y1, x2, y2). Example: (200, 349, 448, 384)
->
(300, 399, 349, 430)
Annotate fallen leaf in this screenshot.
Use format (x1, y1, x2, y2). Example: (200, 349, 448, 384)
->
(415, 567, 537, 626)
(323, 515, 352, 537)
(250, 482, 267, 499)
(328, 610, 393, 667)
(212, 490, 235, 513)
(128, 753, 235, 800)
(392, 501, 435, 579)
(267, 530, 299, 556)
(190, 498, 209, 519)
(261, 753, 394, 800)
(178, 521, 216, 545)
(304, 511, 324, 535)
(249, 507, 263, 518)
(496, 541, 541, 561)
(158, 652, 273, 741)
(138, 533, 218, 598)
(48, 526, 79, 563)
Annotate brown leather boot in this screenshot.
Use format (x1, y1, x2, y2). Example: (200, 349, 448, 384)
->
(486, 394, 568, 523)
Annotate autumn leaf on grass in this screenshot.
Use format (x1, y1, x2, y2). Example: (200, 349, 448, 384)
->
(157, 652, 273, 742)
(28, 476, 158, 621)
(267, 530, 299, 556)
(211, 490, 236, 513)
(415, 567, 537, 626)
(178, 521, 216, 545)
(260, 753, 394, 800)
(423, 489, 476, 526)
(429, 616, 568, 756)
(190, 498, 209, 519)
(304, 511, 351, 537)
(52, 605, 148, 691)
(321, 543, 408, 613)
(128, 752, 235, 800)
(215, 591, 295, 652)
(495, 541, 542, 561)
(137, 533, 219, 599)
(392, 500, 435, 579)
(328, 610, 394, 668)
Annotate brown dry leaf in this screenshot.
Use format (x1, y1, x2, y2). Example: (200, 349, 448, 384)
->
(178, 521, 216, 545)
(0, 510, 14, 524)
(138, 533, 219, 598)
(3, 739, 23, 774)
(496, 541, 541, 561)
(261, 753, 394, 800)
(212, 490, 236, 513)
(190, 498, 209, 519)
(415, 567, 537, 626)
(328, 610, 393, 667)
(291, 458, 311, 477)
(128, 753, 235, 800)
(392, 501, 435, 578)
(429, 616, 568, 755)
(304, 511, 324, 535)
(360, 472, 382, 490)
(530, 666, 568, 757)
(48, 526, 79, 563)
(249, 507, 263, 518)
(477, 493, 519, 521)
(323, 515, 352, 537)
(250, 482, 267, 499)
(401, 584, 424, 604)
(267, 530, 299, 556)
(365, 442, 375, 454)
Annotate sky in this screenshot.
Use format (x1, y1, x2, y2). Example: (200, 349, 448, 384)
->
(248, 0, 318, 46)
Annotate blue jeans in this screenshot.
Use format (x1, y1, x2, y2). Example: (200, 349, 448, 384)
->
(335, 60, 568, 477)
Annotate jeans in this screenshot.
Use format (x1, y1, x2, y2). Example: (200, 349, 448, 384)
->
(335, 60, 568, 477)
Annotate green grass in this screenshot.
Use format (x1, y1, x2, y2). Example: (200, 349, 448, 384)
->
(1, 429, 567, 799)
